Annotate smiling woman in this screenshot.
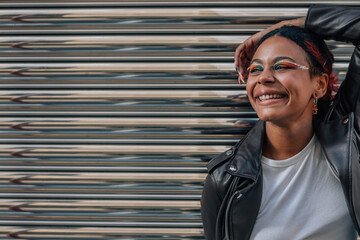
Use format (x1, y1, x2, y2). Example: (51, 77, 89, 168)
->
(246, 36, 318, 128)
(201, 5, 360, 240)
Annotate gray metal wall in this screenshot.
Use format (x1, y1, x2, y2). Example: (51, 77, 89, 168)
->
(1, 1, 358, 239)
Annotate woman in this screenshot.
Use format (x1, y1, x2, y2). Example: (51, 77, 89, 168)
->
(201, 5, 360, 240)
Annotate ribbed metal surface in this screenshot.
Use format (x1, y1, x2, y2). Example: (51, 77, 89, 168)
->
(1, 1, 357, 239)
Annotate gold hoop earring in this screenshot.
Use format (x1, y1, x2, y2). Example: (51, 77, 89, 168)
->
(312, 93, 318, 115)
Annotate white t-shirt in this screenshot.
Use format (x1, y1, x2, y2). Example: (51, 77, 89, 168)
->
(250, 135, 357, 240)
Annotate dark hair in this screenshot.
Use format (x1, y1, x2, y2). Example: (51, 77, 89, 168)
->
(257, 25, 338, 100)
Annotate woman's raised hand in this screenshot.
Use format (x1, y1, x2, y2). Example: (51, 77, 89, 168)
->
(234, 30, 266, 84)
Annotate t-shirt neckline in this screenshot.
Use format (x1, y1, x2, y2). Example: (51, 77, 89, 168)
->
(262, 134, 316, 168)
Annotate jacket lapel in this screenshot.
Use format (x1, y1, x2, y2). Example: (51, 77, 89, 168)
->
(314, 113, 352, 184)
(226, 120, 265, 180)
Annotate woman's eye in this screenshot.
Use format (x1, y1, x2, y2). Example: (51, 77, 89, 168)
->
(248, 65, 263, 73)
(274, 62, 296, 71)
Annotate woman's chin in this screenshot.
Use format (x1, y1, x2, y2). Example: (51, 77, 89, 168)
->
(256, 111, 283, 122)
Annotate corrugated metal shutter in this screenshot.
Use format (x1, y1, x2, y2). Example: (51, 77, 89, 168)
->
(1, 1, 358, 239)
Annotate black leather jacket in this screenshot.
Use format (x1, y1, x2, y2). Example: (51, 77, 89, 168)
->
(201, 5, 360, 240)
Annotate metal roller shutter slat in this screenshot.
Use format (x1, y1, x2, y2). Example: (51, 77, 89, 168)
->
(1, 1, 358, 239)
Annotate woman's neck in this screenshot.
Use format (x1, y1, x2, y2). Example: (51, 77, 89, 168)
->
(262, 120, 314, 160)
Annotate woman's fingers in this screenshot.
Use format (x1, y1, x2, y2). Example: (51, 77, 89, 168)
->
(235, 36, 257, 82)
(234, 43, 244, 70)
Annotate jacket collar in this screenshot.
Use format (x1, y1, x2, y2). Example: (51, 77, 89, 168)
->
(226, 120, 265, 181)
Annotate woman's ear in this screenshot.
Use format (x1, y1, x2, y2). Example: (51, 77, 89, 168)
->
(314, 73, 329, 98)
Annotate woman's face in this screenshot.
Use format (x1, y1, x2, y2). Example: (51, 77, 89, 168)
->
(246, 36, 317, 125)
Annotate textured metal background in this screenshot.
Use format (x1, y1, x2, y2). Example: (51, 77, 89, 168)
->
(1, 1, 359, 239)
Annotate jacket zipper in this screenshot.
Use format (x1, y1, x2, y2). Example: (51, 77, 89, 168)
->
(349, 121, 360, 233)
(223, 176, 240, 240)
(343, 114, 360, 233)
(224, 190, 243, 240)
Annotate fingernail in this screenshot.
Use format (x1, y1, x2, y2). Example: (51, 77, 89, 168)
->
(240, 73, 246, 84)
(235, 66, 238, 72)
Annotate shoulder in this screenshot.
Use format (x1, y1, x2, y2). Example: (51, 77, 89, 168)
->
(207, 120, 265, 174)
(204, 146, 238, 200)
(207, 146, 236, 173)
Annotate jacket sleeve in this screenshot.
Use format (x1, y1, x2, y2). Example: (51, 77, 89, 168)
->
(305, 5, 360, 120)
(201, 173, 222, 240)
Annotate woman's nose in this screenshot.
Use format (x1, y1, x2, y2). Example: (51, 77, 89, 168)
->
(257, 69, 275, 84)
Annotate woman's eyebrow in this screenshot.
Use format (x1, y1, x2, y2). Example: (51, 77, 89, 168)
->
(250, 56, 297, 65)
(273, 56, 297, 63)
(249, 58, 262, 65)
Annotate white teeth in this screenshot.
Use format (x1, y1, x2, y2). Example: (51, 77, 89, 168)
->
(258, 94, 283, 101)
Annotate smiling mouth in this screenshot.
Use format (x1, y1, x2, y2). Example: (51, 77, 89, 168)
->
(258, 94, 286, 101)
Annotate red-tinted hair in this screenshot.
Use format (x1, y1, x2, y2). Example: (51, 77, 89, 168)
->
(304, 40, 338, 98)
